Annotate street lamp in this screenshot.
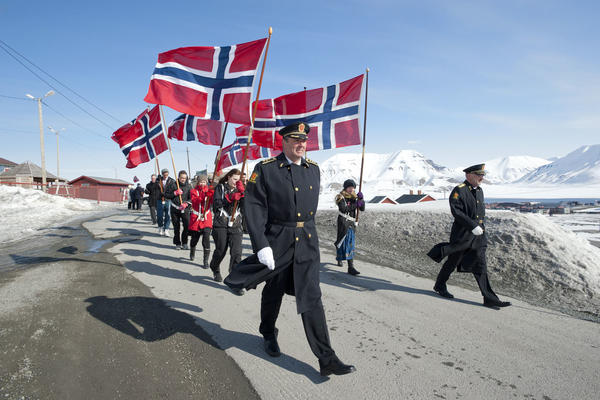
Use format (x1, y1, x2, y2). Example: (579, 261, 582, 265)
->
(26, 90, 55, 191)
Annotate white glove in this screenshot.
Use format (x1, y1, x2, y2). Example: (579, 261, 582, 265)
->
(472, 226, 484, 236)
(258, 247, 275, 270)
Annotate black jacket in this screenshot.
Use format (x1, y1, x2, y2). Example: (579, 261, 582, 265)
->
(427, 180, 487, 273)
(225, 153, 321, 314)
(145, 181, 162, 204)
(334, 191, 365, 246)
(164, 178, 191, 208)
(212, 182, 244, 230)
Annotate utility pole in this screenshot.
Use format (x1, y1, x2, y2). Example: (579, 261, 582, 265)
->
(48, 126, 65, 180)
(26, 90, 55, 192)
(186, 146, 191, 176)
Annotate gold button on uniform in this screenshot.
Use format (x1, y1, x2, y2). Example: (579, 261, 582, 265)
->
(295, 187, 299, 191)
(309, 185, 313, 190)
(310, 211, 314, 215)
(308, 233, 312, 238)
(295, 237, 299, 241)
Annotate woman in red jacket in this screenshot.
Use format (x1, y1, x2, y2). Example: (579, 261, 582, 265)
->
(188, 174, 214, 268)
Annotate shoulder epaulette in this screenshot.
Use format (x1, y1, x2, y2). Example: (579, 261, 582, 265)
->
(458, 183, 466, 188)
(306, 158, 318, 166)
(261, 157, 276, 164)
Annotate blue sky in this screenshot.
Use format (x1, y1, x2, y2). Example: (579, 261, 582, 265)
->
(1, 0, 599, 182)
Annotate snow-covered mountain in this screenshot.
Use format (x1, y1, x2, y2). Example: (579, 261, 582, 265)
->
(518, 145, 600, 185)
(319, 150, 462, 195)
(483, 156, 551, 184)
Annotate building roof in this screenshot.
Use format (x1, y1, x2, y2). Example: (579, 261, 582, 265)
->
(0, 157, 17, 166)
(395, 194, 430, 204)
(368, 195, 397, 204)
(0, 161, 61, 180)
(69, 175, 131, 186)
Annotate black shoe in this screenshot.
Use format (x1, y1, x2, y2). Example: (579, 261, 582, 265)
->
(190, 247, 196, 261)
(434, 285, 454, 299)
(203, 250, 210, 269)
(337, 260, 342, 267)
(264, 337, 281, 357)
(174, 244, 181, 250)
(213, 272, 222, 282)
(229, 287, 245, 296)
(347, 266, 360, 276)
(319, 358, 356, 376)
(484, 299, 511, 308)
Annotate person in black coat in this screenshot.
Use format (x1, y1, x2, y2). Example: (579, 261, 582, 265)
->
(427, 163, 511, 308)
(334, 179, 365, 275)
(209, 168, 245, 282)
(164, 170, 192, 249)
(133, 183, 144, 210)
(145, 174, 160, 224)
(225, 122, 356, 377)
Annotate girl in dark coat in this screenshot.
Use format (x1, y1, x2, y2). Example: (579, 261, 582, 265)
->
(334, 179, 365, 275)
(209, 169, 245, 282)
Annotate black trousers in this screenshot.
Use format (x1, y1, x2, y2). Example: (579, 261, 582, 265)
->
(189, 228, 211, 250)
(149, 205, 157, 224)
(259, 265, 336, 363)
(210, 227, 242, 273)
(435, 251, 500, 302)
(170, 208, 189, 246)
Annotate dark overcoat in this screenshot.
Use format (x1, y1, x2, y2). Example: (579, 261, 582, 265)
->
(428, 180, 487, 273)
(224, 153, 321, 314)
(212, 182, 244, 232)
(334, 191, 365, 247)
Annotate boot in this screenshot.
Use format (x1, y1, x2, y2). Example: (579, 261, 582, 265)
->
(203, 249, 210, 269)
(347, 259, 360, 276)
(337, 259, 342, 267)
(190, 246, 196, 261)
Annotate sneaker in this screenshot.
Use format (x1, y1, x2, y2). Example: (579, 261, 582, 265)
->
(158, 227, 164, 236)
(175, 245, 181, 250)
(163, 229, 170, 237)
(182, 244, 189, 250)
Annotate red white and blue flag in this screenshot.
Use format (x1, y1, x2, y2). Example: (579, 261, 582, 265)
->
(216, 138, 279, 173)
(236, 74, 364, 151)
(111, 106, 167, 169)
(168, 114, 223, 145)
(144, 38, 267, 125)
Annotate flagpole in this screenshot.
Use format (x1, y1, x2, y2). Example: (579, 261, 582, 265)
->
(230, 26, 272, 225)
(211, 122, 229, 185)
(158, 104, 183, 204)
(155, 157, 165, 201)
(355, 68, 369, 223)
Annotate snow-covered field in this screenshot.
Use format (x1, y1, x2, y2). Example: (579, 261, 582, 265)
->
(316, 201, 600, 320)
(0, 185, 120, 243)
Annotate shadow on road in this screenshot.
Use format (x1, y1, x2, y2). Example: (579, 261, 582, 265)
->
(84, 295, 327, 383)
(320, 265, 485, 308)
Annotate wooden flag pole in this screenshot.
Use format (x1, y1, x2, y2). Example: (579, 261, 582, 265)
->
(211, 122, 229, 186)
(355, 68, 369, 223)
(230, 26, 273, 224)
(155, 157, 165, 200)
(158, 105, 183, 204)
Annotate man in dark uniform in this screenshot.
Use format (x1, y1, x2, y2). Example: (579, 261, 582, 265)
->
(225, 122, 356, 377)
(428, 163, 511, 308)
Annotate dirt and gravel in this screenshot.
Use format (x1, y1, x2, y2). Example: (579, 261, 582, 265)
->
(316, 206, 600, 322)
(0, 220, 259, 400)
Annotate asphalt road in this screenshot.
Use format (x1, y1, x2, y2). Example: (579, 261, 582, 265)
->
(0, 215, 259, 400)
(80, 211, 600, 400)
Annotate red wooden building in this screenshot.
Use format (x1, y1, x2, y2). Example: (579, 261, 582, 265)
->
(68, 176, 131, 202)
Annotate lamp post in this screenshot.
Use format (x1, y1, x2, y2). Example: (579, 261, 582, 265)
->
(26, 90, 55, 191)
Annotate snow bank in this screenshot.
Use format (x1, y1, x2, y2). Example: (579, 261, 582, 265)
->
(316, 206, 600, 319)
(0, 185, 119, 243)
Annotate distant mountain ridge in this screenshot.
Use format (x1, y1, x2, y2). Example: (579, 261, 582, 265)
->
(517, 145, 600, 184)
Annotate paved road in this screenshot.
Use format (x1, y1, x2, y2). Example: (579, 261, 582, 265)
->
(83, 212, 600, 400)
(0, 216, 259, 400)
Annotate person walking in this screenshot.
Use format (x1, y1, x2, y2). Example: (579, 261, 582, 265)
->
(188, 174, 214, 267)
(128, 185, 134, 210)
(209, 169, 245, 282)
(334, 179, 365, 275)
(165, 170, 192, 250)
(428, 163, 511, 308)
(134, 183, 144, 210)
(225, 122, 356, 377)
(157, 169, 175, 237)
(145, 174, 160, 225)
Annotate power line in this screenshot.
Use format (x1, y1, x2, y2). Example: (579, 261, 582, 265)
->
(42, 100, 108, 139)
(0, 40, 117, 130)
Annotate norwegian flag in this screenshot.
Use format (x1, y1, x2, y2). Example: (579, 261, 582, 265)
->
(111, 106, 168, 169)
(168, 114, 223, 145)
(238, 74, 364, 151)
(216, 139, 279, 173)
(235, 125, 282, 150)
(144, 38, 267, 125)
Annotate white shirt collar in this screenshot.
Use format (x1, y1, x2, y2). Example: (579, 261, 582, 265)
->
(285, 154, 302, 166)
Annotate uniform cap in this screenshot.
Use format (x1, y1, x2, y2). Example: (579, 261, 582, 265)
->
(463, 163, 486, 175)
(278, 122, 310, 140)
